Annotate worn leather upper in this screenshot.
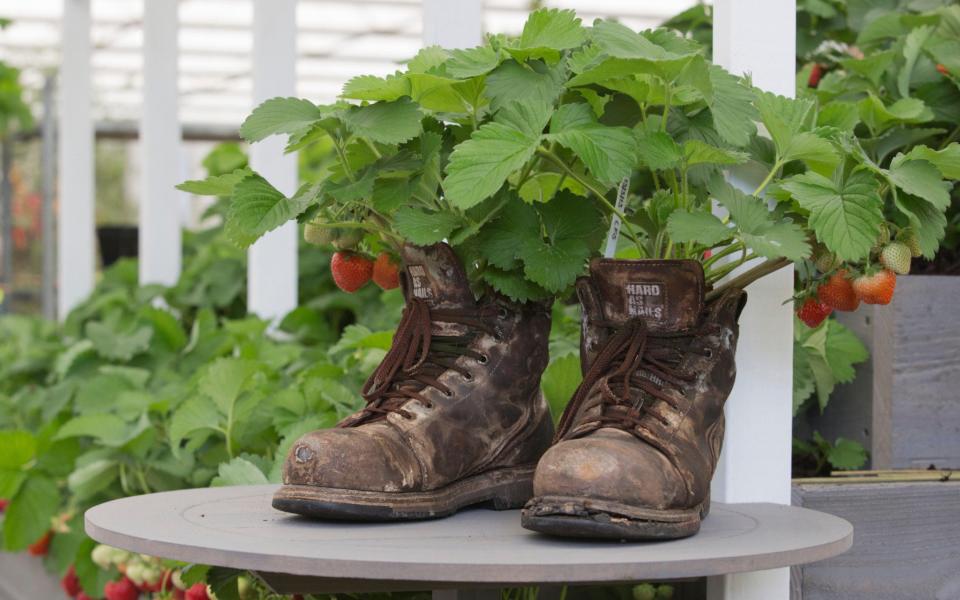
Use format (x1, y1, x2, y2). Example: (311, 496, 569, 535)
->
(536, 259, 746, 510)
(282, 243, 554, 493)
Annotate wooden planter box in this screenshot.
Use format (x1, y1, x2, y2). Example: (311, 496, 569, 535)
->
(790, 472, 960, 600)
(805, 275, 960, 469)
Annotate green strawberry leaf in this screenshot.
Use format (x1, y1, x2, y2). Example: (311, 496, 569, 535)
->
(443, 101, 550, 209)
(240, 97, 324, 142)
(887, 155, 952, 211)
(407, 46, 450, 73)
(484, 59, 565, 113)
(898, 25, 934, 98)
(3, 475, 59, 551)
(682, 140, 749, 166)
(507, 8, 586, 62)
(226, 175, 319, 248)
(520, 236, 592, 293)
(392, 207, 462, 245)
(446, 46, 502, 78)
(666, 210, 734, 246)
(827, 438, 868, 471)
(635, 130, 682, 170)
(858, 95, 933, 134)
(903, 143, 960, 180)
(894, 193, 947, 259)
(479, 267, 551, 303)
(707, 65, 758, 147)
(340, 72, 410, 101)
(211, 457, 269, 486)
(546, 103, 637, 184)
(342, 98, 422, 145)
(782, 170, 883, 261)
(176, 168, 252, 196)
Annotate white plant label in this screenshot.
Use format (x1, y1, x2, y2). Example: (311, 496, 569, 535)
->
(604, 177, 630, 258)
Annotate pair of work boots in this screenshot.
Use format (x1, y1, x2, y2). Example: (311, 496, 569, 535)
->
(273, 243, 747, 541)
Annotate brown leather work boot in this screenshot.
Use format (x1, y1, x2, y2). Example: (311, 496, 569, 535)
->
(521, 258, 747, 540)
(273, 243, 554, 520)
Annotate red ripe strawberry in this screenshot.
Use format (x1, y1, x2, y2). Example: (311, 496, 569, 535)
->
(28, 531, 52, 556)
(808, 63, 824, 87)
(817, 270, 860, 311)
(853, 269, 896, 305)
(937, 63, 950, 76)
(796, 297, 833, 328)
(702, 249, 713, 259)
(0, 498, 8, 512)
(331, 251, 373, 293)
(103, 577, 138, 600)
(184, 583, 209, 600)
(62, 565, 82, 597)
(372, 253, 400, 290)
(880, 242, 911, 275)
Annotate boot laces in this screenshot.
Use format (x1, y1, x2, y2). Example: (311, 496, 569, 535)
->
(556, 318, 713, 441)
(350, 298, 499, 424)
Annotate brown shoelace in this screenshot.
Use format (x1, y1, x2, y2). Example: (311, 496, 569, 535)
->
(349, 298, 499, 424)
(555, 318, 713, 442)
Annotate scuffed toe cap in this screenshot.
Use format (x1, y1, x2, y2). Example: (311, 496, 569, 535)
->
(281, 424, 422, 492)
(532, 428, 688, 510)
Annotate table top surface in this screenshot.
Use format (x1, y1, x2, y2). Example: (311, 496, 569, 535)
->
(85, 485, 852, 584)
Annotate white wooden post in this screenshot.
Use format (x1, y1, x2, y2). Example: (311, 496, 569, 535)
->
(140, 0, 182, 286)
(708, 1, 797, 599)
(421, 4, 482, 600)
(58, 0, 95, 319)
(248, 0, 298, 321)
(422, 0, 483, 48)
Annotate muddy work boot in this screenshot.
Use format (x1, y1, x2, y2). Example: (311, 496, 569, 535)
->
(273, 243, 554, 520)
(522, 259, 747, 540)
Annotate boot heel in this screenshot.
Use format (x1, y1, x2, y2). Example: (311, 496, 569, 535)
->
(699, 491, 711, 519)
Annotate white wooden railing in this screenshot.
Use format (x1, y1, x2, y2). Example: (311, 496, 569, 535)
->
(56, 1, 796, 598)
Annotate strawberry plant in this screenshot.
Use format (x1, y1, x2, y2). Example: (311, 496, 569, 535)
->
(183, 8, 956, 314)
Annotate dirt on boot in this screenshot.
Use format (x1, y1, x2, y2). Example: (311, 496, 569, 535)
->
(522, 258, 746, 540)
(274, 243, 554, 521)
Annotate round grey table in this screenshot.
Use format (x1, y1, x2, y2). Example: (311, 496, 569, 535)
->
(85, 485, 852, 599)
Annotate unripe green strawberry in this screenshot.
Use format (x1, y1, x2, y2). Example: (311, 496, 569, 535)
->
(903, 233, 923, 258)
(92, 544, 114, 569)
(814, 249, 841, 274)
(331, 228, 364, 250)
(303, 221, 335, 246)
(880, 242, 911, 275)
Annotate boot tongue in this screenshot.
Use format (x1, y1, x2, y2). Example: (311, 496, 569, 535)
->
(588, 258, 705, 333)
(400, 243, 475, 309)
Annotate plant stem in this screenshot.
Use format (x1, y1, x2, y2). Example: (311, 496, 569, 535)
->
(702, 241, 745, 270)
(706, 252, 758, 283)
(362, 138, 382, 159)
(753, 160, 783, 197)
(706, 257, 791, 301)
(537, 148, 644, 254)
(333, 138, 357, 183)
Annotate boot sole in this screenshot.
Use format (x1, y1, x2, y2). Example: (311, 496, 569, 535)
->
(520, 495, 709, 541)
(272, 464, 537, 521)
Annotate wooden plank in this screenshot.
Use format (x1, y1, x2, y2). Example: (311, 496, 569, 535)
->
(807, 276, 960, 469)
(793, 480, 960, 600)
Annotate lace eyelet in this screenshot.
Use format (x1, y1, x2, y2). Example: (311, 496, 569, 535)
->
(444, 389, 453, 397)
(463, 372, 474, 381)
(422, 401, 434, 409)
(477, 354, 488, 364)
(497, 307, 510, 320)
(704, 348, 714, 358)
